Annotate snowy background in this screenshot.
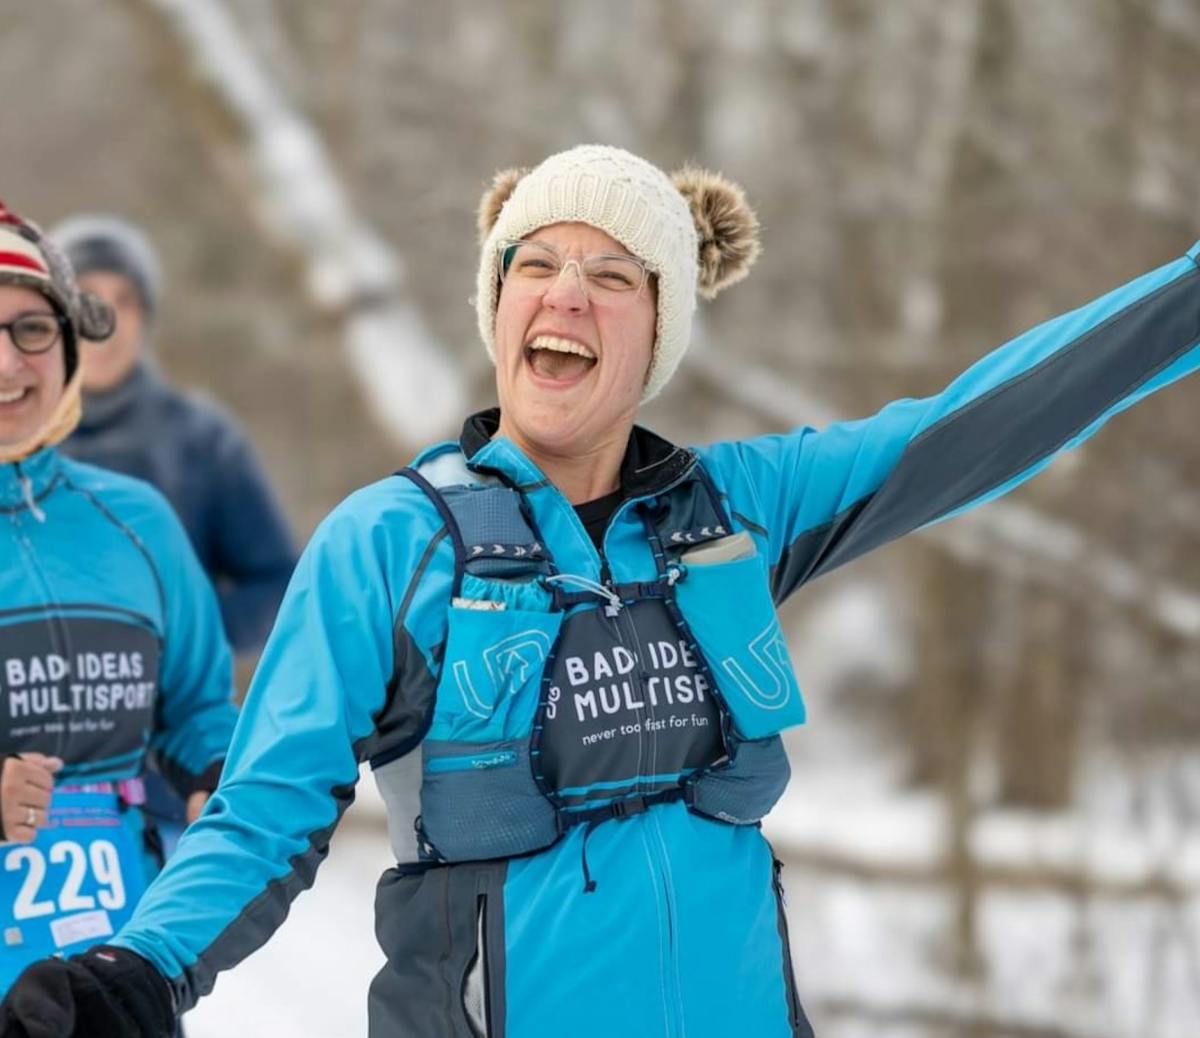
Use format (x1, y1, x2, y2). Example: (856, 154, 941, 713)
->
(6, 1, 1200, 1035)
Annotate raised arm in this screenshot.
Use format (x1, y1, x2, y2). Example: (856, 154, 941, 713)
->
(699, 241, 1200, 603)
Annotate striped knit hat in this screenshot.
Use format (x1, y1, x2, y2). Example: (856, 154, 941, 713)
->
(476, 144, 761, 401)
(0, 200, 115, 381)
(0, 201, 115, 463)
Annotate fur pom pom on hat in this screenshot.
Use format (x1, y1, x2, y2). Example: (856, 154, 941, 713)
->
(476, 144, 759, 401)
(0, 200, 115, 382)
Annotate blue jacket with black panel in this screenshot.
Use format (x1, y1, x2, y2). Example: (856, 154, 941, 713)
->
(61, 362, 297, 655)
(111, 242, 1200, 1037)
(0, 450, 236, 991)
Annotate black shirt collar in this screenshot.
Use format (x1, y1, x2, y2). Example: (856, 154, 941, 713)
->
(460, 407, 695, 497)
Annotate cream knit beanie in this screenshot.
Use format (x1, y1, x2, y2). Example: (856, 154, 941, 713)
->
(476, 144, 760, 401)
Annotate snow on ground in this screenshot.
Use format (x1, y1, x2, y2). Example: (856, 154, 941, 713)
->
(184, 784, 392, 1038)
(183, 731, 1200, 1037)
(765, 748, 1200, 1038)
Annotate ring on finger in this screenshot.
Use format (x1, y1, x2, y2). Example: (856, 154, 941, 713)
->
(24, 806, 35, 827)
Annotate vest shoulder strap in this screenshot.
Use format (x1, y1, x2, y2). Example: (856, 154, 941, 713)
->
(398, 452, 548, 588)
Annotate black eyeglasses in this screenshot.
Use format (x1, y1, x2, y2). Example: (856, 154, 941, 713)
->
(0, 312, 66, 355)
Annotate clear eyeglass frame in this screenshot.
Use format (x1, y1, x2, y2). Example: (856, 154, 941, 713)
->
(0, 312, 66, 355)
(497, 239, 651, 306)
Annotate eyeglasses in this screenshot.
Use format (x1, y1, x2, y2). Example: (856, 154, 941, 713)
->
(497, 239, 651, 306)
(0, 312, 65, 355)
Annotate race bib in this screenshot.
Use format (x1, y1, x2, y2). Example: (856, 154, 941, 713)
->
(0, 785, 147, 993)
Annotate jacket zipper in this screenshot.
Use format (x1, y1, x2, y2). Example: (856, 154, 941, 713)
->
(646, 811, 686, 1037)
(461, 893, 491, 1038)
(771, 858, 807, 1034)
(557, 467, 703, 1033)
(594, 514, 682, 1035)
(13, 460, 47, 522)
(612, 598, 658, 789)
(425, 750, 518, 774)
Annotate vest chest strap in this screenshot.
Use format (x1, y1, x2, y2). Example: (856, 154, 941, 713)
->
(566, 787, 688, 895)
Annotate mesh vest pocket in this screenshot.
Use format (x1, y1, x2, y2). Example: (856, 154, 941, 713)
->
(422, 592, 563, 861)
(420, 739, 558, 860)
(689, 734, 791, 824)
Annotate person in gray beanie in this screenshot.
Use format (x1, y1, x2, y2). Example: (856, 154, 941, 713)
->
(5, 143, 1200, 1038)
(51, 214, 297, 656)
(48, 215, 296, 871)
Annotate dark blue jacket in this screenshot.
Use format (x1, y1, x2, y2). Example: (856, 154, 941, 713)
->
(62, 363, 296, 653)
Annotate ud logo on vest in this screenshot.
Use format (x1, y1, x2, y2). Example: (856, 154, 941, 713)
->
(453, 630, 553, 718)
(722, 621, 793, 711)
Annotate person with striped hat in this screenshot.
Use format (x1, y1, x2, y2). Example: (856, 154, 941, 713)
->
(4, 144, 1200, 1038)
(0, 201, 236, 1007)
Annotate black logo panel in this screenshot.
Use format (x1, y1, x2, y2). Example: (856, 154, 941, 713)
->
(0, 612, 160, 765)
(539, 599, 722, 804)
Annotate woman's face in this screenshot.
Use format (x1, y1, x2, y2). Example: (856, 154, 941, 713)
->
(0, 284, 66, 450)
(493, 222, 656, 459)
(75, 271, 144, 392)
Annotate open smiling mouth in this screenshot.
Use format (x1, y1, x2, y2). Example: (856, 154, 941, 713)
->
(524, 335, 597, 382)
(0, 387, 32, 406)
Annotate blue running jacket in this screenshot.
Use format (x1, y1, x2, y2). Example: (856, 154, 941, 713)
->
(0, 450, 236, 991)
(111, 242, 1200, 1037)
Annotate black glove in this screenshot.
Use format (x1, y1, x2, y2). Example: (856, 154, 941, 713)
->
(0, 945, 175, 1038)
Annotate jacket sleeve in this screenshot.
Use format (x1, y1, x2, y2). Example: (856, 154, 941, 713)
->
(109, 479, 446, 1013)
(205, 416, 297, 655)
(698, 241, 1200, 604)
(145, 500, 239, 798)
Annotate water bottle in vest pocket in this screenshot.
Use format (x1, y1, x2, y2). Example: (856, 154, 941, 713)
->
(672, 543, 807, 740)
(421, 575, 564, 860)
(430, 574, 563, 745)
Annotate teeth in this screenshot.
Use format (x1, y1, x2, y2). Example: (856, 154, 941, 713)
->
(0, 388, 27, 404)
(528, 335, 596, 360)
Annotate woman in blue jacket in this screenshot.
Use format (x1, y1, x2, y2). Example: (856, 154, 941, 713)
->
(4, 145, 1200, 1038)
(0, 202, 236, 1000)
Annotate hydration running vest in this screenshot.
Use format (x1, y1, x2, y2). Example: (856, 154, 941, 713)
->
(392, 445, 804, 870)
(103, 242, 1200, 1037)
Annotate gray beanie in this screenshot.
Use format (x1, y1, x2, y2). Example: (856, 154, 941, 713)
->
(50, 214, 163, 320)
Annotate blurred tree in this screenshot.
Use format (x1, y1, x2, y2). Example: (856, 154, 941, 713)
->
(4, 1, 1200, 1033)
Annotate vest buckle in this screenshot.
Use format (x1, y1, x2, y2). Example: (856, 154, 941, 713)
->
(610, 796, 648, 820)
